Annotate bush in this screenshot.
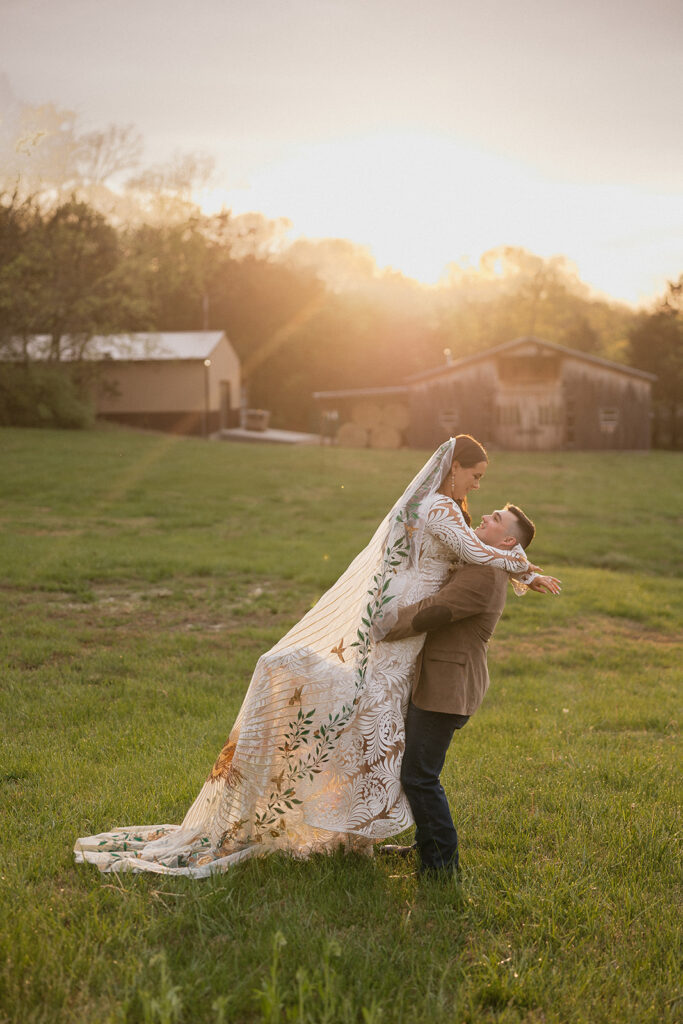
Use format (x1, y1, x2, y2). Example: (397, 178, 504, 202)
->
(0, 363, 94, 429)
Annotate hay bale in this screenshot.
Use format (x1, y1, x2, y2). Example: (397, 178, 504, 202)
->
(369, 425, 402, 449)
(351, 401, 383, 429)
(337, 421, 368, 448)
(382, 402, 410, 430)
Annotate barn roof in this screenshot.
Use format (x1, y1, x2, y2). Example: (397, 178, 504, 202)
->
(15, 332, 230, 362)
(407, 336, 657, 383)
(91, 331, 228, 361)
(313, 385, 410, 400)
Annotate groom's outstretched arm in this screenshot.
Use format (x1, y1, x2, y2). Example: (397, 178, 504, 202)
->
(383, 564, 495, 641)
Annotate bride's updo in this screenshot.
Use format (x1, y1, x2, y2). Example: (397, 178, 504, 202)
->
(447, 433, 488, 526)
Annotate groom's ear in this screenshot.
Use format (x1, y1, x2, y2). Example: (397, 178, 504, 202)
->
(500, 535, 518, 550)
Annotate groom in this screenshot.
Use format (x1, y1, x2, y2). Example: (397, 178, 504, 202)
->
(381, 503, 547, 877)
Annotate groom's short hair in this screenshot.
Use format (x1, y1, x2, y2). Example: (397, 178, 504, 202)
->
(505, 503, 535, 549)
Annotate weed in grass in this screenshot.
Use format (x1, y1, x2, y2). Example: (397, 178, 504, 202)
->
(255, 931, 287, 1024)
(130, 952, 183, 1024)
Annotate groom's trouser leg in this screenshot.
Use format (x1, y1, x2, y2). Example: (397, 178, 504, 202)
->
(401, 700, 469, 873)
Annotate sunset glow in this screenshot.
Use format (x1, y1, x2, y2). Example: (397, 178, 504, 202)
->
(200, 132, 680, 305)
(3, 0, 681, 308)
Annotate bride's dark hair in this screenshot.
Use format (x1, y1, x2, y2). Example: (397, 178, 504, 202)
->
(448, 433, 488, 526)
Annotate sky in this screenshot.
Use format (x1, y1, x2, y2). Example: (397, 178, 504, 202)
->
(1, 0, 682, 305)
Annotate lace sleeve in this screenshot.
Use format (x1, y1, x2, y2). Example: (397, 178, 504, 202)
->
(425, 495, 529, 574)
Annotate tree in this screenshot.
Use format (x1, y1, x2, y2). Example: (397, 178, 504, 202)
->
(0, 192, 154, 428)
(435, 247, 633, 359)
(0, 194, 150, 358)
(77, 123, 143, 187)
(125, 151, 216, 224)
(0, 191, 48, 354)
(0, 95, 81, 195)
(629, 275, 683, 448)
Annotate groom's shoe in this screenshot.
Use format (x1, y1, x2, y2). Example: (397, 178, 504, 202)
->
(377, 843, 417, 858)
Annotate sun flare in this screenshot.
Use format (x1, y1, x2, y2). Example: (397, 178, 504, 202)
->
(199, 132, 679, 303)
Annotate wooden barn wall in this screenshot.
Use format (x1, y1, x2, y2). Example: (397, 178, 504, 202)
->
(560, 364, 651, 449)
(407, 366, 497, 450)
(315, 350, 652, 451)
(405, 359, 651, 451)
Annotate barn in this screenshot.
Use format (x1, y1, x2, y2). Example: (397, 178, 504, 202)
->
(16, 331, 242, 436)
(314, 336, 655, 451)
(92, 332, 241, 435)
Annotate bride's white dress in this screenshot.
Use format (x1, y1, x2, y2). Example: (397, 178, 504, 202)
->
(75, 461, 530, 876)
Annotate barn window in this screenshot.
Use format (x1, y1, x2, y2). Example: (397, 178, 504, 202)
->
(439, 409, 459, 432)
(599, 407, 619, 434)
(538, 405, 560, 425)
(497, 404, 521, 426)
(498, 355, 559, 382)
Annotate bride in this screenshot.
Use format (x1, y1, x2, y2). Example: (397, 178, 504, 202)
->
(75, 434, 550, 876)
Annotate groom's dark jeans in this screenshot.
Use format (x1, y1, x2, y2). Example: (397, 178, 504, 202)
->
(401, 700, 469, 874)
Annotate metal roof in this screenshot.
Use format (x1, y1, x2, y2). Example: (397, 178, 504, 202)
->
(406, 336, 657, 383)
(18, 332, 230, 362)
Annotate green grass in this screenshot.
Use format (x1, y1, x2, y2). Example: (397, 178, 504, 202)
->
(0, 427, 681, 1024)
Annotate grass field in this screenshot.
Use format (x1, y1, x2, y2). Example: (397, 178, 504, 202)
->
(0, 427, 681, 1024)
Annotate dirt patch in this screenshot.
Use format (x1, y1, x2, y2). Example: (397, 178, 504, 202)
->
(23, 578, 307, 635)
(20, 528, 84, 537)
(492, 617, 679, 660)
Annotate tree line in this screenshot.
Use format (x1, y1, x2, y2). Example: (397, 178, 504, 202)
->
(0, 90, 679, 443)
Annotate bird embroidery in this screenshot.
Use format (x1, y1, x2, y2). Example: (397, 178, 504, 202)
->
(270, 769, 285, 790)
(331, 638, 346, 662)
(288, 686, 303, 706)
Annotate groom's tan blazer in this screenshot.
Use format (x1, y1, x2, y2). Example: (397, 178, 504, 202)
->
(384, 564, 508, 716)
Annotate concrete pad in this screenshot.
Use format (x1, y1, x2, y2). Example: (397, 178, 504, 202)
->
(215, 427, 321, 445)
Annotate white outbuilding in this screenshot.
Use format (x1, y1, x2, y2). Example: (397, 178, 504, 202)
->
(17, 331, 242, 435)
